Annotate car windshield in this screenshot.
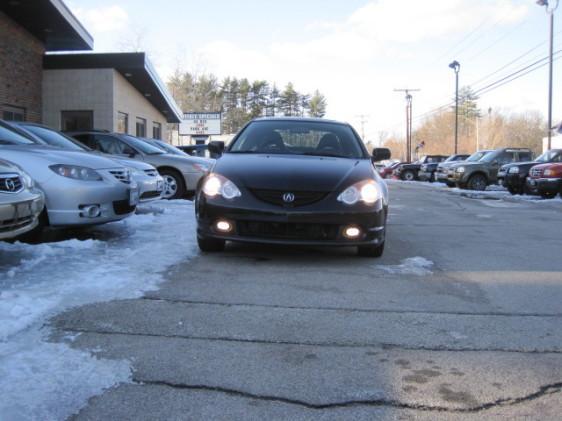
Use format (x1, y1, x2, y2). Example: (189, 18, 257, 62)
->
(121, 135, 165, 155)
(535, 150, 561, 162)
(466, 151, 491, 162)
(479, 151, 501, 163)
(229, 120, 365, 159)
(0, 125, 35, 145)
(22, 125, 90, 151)
(153, 140, 188, 156)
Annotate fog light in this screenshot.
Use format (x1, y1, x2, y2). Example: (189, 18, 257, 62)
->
(215, 220, 233, 233)
(82, 205, 101, 218)
(344, 226, 361, 239)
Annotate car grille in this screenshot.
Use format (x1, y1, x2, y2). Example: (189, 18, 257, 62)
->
(109, 169, 131, 184)
(0, 215, 34, 233)
(0, 173, 23, 193)
(237, 221, 339, 241)
(529, 167, 544, 178)
(250, 189, 328, 207)
(112, 200, 136, 215)
(144, 169, 159, 177)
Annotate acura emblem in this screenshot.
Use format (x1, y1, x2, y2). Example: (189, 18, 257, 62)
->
(5, 178, 16, 192)
(282, 192, 295, 203)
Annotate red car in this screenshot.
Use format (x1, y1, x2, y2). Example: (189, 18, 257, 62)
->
(379, 162, 401, 179)
(526, 162, 562, 198)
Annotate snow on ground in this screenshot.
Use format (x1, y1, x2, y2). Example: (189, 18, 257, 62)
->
(386, 179, 562, 205)
(0, 200, 197, 420)
(377, 257, 434, 276)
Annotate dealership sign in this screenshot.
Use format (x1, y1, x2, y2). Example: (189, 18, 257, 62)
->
(179, 112, 221, 136)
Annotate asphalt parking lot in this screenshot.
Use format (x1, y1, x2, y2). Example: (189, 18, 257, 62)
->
(49, 181, 562, 419)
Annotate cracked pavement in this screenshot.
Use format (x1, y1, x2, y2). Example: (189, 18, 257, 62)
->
(51, 182, 562, 419)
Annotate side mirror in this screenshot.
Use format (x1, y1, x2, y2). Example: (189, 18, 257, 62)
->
(208, 140, 225, 156)
(372, 148, 391, 162)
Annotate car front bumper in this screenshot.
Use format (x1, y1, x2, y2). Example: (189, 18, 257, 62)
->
(0, 190, 45, 240)
(135, 173, 164, 202)
(526, 177, 562, 195)
(503, 173, 525, 190)
(196, 195, 386, 247)
(418, 170, 433, 181)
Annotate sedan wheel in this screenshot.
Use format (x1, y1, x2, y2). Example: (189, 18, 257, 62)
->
(467, 174, 487, 191)
(160, 170, 185, 200)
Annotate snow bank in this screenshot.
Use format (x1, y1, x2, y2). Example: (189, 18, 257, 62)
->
(0, 200, 197, 420)
(377, 257, 434, 276)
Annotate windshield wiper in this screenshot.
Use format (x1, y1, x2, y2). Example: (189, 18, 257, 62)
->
(303, 151, 347, 158)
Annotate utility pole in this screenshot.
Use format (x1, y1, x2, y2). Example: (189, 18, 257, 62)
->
(356, 114, 369, 141)
(394, 89, 420, 162)
(449, 60, 461, 155)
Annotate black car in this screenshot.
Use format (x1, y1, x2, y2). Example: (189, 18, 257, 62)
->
(195, 117, 391, 257)
(419, 154, 469, 182)
(394, 155, 448, 181)
(499, 149, 562, 195)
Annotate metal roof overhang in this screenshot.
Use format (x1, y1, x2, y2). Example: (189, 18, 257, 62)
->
(43, 52, 182, 123)
(1, 0, 93, 51)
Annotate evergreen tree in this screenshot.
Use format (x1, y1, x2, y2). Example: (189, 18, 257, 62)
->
(308, 90, 327, 118)
(278, 83, 300, 116)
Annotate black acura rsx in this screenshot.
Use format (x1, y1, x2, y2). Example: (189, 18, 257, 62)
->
(195, 118, 391, 257)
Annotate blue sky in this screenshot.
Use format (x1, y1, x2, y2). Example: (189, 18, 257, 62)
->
(67, 0, 561, 140)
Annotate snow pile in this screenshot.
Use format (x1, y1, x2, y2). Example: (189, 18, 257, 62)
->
(0, 200, 197, 420)
(378, 257, 434, 276)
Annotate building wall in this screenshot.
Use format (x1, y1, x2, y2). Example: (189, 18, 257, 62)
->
(0, 11, 45, 122)
(113, 71, 168, 139)
(42, 69, 114, 130)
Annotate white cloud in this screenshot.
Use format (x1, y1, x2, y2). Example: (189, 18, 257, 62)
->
(73, 5, 129, 33)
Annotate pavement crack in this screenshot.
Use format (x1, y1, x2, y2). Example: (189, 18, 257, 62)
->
(58, 327, 562, 354)
(134, 379, 562, 413)
(140, 296, 562, 318)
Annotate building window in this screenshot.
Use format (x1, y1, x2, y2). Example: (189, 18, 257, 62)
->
(2, 105, 25, 121)
(117, 112, 128, 134)
(61, 111, 93, 131)
(153, 122, 162, 139)
(136, 117, 146, 137)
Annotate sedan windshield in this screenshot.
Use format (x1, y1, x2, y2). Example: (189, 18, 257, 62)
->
(22, 125, 89, 152)
(229, 120, 365, 159)
(122, 135, 165, 155)
(0, 125, 35, 145)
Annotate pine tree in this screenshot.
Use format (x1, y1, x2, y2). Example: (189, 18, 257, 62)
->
(308, 90, 327, 118)
(278, 83, 300, 116)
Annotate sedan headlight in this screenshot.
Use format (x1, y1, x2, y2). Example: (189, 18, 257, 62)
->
(508, 167, 520, 174)
(337, 180, 381, 205)
(20, 170, 35, 189)
(456, 167, 465, 173)
(49, 165, 102, 181)
(203, 174, 241, 199)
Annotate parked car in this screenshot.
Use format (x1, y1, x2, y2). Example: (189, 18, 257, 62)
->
(0, 159, 45, 240)
(498, 149, 562, 195)
(526, 162, 562, 198)
(441, 150, 493, 187)
(379, 161, 401, 179)
(139, 138, 189, 157)
(448, 148, 533, 190)
(0, 123, 138, 232)
(68, 131, 214, 199)
(423, 154, 469, 183)
(7, 122, 164, 203)
(196, 117, 391, 257)
(394, 155, 448, 181)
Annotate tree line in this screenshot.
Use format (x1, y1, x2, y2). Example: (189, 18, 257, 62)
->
(382, 86, 547, 161)
(167, 71, 327, 134)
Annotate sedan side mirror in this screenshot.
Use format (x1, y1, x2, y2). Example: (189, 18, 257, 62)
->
(372, 148, 391, 162)
(208, 140, 225, 156)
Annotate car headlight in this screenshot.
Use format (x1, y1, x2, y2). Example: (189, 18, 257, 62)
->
(20, 170, 35, 188)
(337, 180, 381, 205)
(544, 169, 553, 176)
(203, 174, 241, 199)
(508, 167, 519, 174)
(49, 165, 102, 181)
(456, 167, 465, 173)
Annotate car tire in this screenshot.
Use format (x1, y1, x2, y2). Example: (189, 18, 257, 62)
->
(402, 170, 415, 181)
(429, 173, 435, 183)
(540, 192, 557, 199)
(358, 242, 384, 258)
(507, 187, 521, 195)
(197, 235, 226, 252)
(446, 182, 455, 188)
(160, 169, 185, 200)
(467, 174, 487, 191)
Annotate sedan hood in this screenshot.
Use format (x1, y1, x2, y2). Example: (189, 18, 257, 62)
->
(0, 145, 124, 170)
(214, 153, 371, 191)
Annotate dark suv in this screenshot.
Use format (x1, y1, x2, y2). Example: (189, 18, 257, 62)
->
(421, 154, 469, 183)
(448, 148, 533, 190)
(499, 149, 562, 195)
(394, 155, 448, 181)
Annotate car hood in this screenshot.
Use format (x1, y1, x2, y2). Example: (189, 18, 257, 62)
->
(143, 153, 214, 170)
(213, 153, 373, 191)
(0, 145, 125, 170)
(502, 161, 539, 170)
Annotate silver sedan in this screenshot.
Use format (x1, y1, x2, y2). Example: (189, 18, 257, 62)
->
(68, 131, 214, 199)
(0, 159, 45, 240)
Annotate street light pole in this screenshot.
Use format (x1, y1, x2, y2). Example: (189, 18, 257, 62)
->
(449, 60, 460, 155)
(537, 0, 559, 150)
(394, 88, 420, 162)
